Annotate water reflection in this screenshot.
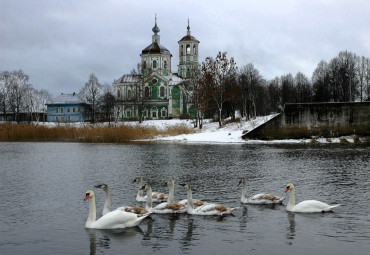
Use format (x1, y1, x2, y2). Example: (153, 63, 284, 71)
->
(86, 227, 143, 255)
(179, 217, 195, 250)
(286, 213, 296, 245)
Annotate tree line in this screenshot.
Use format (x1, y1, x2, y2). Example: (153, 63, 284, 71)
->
(188, 50, 370, 127)
(1, 50, 369, 125)
(0, 70, 52, 122)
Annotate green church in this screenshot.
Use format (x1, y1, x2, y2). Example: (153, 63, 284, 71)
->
(113, 17, 200, 120)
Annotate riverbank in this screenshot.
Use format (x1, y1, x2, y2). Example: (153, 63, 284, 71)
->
(1, 114, 368, 145)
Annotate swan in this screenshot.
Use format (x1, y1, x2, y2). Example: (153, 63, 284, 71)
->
(285, 183, 340, 213)
(83, 190, 150, 229)
(133, 177, 168, 202)
(142, 181, 187, 214)
(95, 183, 149, 216)
(180, 183, 235, 216)
(238, 178, 284, 204)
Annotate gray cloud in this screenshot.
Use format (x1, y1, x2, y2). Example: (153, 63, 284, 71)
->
(1, 0, 369, 96)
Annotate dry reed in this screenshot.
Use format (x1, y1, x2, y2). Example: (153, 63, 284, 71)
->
(0, 123, 195, 143)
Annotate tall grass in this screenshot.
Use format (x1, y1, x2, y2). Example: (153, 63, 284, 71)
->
(0, 123, 195, 143)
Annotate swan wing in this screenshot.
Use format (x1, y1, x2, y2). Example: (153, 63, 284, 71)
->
(247, 193, 285, 204)
(87, 210, 140, 229)
(293, 200, 339, 213)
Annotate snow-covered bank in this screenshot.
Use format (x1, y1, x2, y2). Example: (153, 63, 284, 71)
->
(131, 114, 365, 145)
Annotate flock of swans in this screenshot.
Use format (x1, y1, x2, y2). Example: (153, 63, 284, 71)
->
(83, 177, 340, 229)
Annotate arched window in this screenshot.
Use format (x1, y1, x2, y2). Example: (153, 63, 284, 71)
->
(186, 45, 190, 55)
(161, 107, 167, 118)
(193, 45, 196, 55)
(160, 86, 165, 97)
(181, 45, 183, 56)
(127, 89, 132, 99)
(153, 60, 157, 69)
(143, 61, 146, 69)
(145, 86, 150, 98)
(151, 107, 158, 119)
(164, 60, 167, 69)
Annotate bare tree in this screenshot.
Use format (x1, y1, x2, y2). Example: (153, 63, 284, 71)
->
(79, 73, 103, 123)
(8, 70, 28, 123)
(0, 71, 11, 121)
(100, 83, 116, 124)
(295, 72, 312, 103)
(201, 52, 237, 127)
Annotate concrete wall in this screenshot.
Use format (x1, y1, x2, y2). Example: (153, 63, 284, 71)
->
(242, 102, 370, 140)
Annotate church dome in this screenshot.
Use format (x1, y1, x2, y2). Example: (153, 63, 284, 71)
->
(141, 42, 171, 55)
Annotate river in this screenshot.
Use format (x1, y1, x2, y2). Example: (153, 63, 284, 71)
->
(0, 142, 369, 254)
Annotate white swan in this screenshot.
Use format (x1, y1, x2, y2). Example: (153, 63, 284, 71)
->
(238, 178, 284, 204)
(133, 177, 168, 202)
(180, 183, 235, 216)
(84, 190, 150, 229)
(143, 181, 187, 214)
(285, 183, 340, 213)
(95, 183, 149, 216)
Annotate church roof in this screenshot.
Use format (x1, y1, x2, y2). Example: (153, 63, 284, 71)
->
(164, 73, 184, 85)
(141, 42, 171, 55)
(179, 35, 199, 43)
(115, 74, 142, 83)
(49, 93, 85, 104)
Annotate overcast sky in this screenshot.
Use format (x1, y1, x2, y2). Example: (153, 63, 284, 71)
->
(1, 0, 370, 97)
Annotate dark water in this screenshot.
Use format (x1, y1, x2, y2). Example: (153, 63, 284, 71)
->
(0, 142, 369, 255)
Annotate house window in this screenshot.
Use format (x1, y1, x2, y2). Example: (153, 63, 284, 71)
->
(186, 44, 190, 55)
(153, 60, 157, 69)
(61, 116, 65, 122)
(193, 45, 196, 55)
(181, 45, 183, 56)
(126, 110, 131, 118)
(67, 108, 70, 113)
(73, 107, 76, 112)
(160, 86, 165, 97)
(164, 60, 167, 69)
(152, 111, 157, 118)
(78, 115, 82, 121)
(78, 107, 81, 112)
(56, 117, 59, 122)
(67, 116, 70, 122)
(60, 108, 64, 113)
(117, 90, 121, 99)
(143, 61, 146, 69)
(127, 90, 132, 99)
(55, 108, 59, 113)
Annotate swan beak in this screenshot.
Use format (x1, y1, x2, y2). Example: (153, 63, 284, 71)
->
(94, 184, 102, 188)
(163, 182, 168, 187)
(139, 185, 145, 190)
(285, 187, 290, 193)
(237, 180, 242, 186)
(179, 183, 186, 187)
(84, 193, 90, 201)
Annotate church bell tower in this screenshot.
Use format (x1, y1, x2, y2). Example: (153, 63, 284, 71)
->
(178, 19, 200, 78)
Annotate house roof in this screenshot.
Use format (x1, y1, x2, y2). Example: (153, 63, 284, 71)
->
(49, 93, 85, 104)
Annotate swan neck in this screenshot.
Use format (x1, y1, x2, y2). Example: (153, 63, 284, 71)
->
(287, 188, 295, 210)
(186, 188, 194, 210)
(137, 180, 143, 199)
(103, 188, 111, 214)
(88, 196, 97, 223)
(167, 184, 175, 203)
(146, 188, 153, 210)
(242, 182, 247, 199)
